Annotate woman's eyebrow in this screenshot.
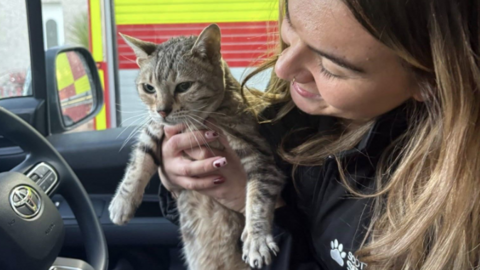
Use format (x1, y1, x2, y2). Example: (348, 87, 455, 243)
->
(307, 45, 366, 74)
(285, 0, 292, 24)
(284, 0, 365, 74)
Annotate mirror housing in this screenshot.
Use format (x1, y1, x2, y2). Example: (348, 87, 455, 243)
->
(45, 46, 104, 134)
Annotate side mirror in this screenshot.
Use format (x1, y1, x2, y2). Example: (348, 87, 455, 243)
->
(45, 46, 103, 134)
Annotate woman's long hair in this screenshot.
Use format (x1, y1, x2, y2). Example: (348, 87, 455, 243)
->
(242, 0, 480, 269)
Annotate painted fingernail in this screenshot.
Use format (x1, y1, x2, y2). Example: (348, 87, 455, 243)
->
(213, 157, 227, 168)
(213, 178, 225, 184)
(205, 131, 219, 139)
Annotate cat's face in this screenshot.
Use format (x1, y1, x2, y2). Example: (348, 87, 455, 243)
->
(122, 24, 225, 126)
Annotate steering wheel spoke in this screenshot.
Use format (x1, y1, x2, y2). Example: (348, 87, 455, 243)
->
(26, 162, 60, 196)
(10, 154, 35, 174)
(11, 155, 61, 196)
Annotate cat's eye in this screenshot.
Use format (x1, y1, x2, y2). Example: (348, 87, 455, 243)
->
(175, 82, 193, 93)
(142, 83, 156, 94)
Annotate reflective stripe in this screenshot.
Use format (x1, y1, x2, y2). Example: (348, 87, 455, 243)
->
(56, 53, 75, 91)
(90, 0, 109, 130)
(115, 0, 278, 25)
(89, 0, 104, 62)
(74, 75, 91, 94)
(94, 69, 107, 130)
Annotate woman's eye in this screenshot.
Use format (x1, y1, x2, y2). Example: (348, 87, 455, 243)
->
(175, 82, 193, 93)
(142, 83, 156, 94)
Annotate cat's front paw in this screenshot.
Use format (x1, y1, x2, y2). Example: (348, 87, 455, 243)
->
(241, 228, 279, 269)
(108, 194, 136, 225)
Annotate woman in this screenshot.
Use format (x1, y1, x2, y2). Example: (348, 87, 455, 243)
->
(159, 0, 480, 269)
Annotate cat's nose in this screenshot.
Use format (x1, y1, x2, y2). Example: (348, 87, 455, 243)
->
(157, 108, 172, 118)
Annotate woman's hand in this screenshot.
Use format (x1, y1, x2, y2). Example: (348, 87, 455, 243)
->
(159, 122, 247, 213)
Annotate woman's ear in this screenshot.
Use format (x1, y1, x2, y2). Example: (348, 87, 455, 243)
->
(412, 78, 437, 102)
(410, 72, 437, 102)
(412, 91, 425, 102)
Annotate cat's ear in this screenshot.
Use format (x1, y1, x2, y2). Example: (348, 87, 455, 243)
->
(120, 33, 157, 67)
(192, 24, 221, 63)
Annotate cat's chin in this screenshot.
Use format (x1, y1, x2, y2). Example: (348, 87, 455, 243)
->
(150, 117, 167, 126)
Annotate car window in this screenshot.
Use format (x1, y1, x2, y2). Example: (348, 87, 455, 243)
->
(0, 1, 32, 100)
(3, 0, 279, 132)
(114, 0, 278, 126)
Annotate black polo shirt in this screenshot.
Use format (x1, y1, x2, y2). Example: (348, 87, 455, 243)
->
(159, 103, 408, 270)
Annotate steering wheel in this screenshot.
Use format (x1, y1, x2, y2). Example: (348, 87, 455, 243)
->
(0, 107, 108, 270)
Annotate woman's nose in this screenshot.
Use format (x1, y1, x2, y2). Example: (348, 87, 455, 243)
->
(275, 43, 310, 82)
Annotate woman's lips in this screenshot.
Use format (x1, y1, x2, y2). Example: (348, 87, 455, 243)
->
(292, 81, 322, 99)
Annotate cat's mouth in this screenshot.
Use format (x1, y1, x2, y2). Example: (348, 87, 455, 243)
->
(150, 110, 211, 127)
(151, 115, 183, 127)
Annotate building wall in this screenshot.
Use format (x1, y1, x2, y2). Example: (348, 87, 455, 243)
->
(0, 1, 31, 75)
(0, 0, 89, 76)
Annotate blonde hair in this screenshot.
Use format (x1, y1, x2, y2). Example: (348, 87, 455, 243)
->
(241, 0, 480, 269)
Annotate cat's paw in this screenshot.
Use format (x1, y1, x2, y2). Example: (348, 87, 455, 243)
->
(108, 194, 136, 225)
(241, 229, 279, 269)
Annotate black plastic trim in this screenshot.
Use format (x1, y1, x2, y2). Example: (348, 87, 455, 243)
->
(54, 194, 180, 248)
(107, 0, 122, 127)
(0, 97, 47, 141)
(25, 0, 47, 101)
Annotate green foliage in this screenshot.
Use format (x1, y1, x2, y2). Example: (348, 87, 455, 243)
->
(68, 12, 89, 49)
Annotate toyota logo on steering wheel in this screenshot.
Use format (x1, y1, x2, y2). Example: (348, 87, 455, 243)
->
(9, 186, 42, 219)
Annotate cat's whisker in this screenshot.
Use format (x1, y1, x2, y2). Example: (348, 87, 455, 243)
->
(120, 128, 143, 151)
(116, 126, 134, 141)
(120, 118, 150, 151)
(120, 113, 149, 125)
(119, 55, 137, 65)
(188, 109, 227, 116)
(196, 104, 211, 111)
(190, 114, 234, 138)
(118, 109, 148, 114)
(120, 116, 148, 126)
(184, 120, 195, 151)
(186, 119, 205, 152)
(116, 116, 149, 140)
(186, 116, 216, 157)
(115, 104, 145, 110)
(185, 115, 210, 130)
(119, 116, 148, 132)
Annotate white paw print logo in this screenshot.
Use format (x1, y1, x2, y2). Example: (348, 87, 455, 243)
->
(330, 239, 346, 266)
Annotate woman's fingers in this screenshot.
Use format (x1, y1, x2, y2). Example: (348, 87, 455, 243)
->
(174, 174, 225, 191)
(173, 156, 228, 177)
(184, 146, 223, 160)
(164, 124, 185, 140)
(163, 130, 220, 157)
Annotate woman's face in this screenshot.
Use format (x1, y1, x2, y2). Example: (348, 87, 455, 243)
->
(275, 0, 421, 120)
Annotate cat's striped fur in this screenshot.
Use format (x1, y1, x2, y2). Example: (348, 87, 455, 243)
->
(109, 24, 285, 269)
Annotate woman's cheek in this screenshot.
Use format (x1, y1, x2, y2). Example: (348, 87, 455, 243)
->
(314, 77, 349, 108)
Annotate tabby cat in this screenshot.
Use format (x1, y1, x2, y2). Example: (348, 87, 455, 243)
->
(108, 24, 285, 270)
